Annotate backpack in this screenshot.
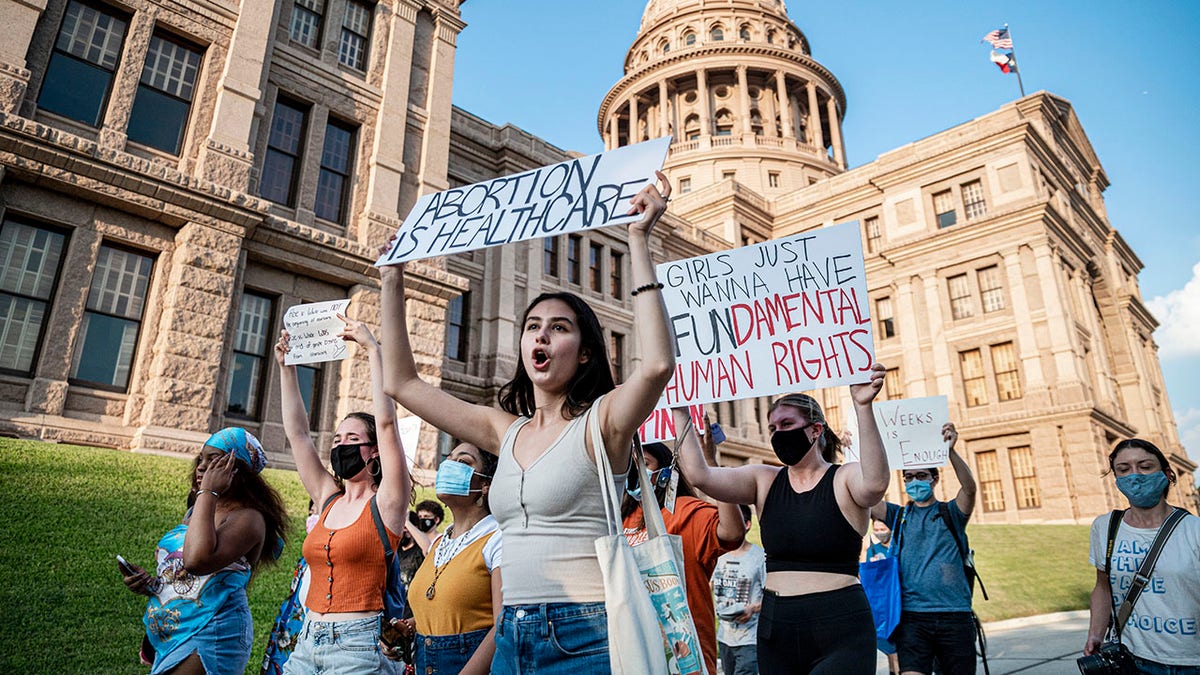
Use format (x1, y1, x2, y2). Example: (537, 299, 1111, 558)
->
(369, 496, 407, 625)
(936, 501, 988, 601)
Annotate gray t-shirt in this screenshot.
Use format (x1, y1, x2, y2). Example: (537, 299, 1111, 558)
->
(1089, 511, 1200, 666)
(712, 544, 766, 647)
(885, 501, 973, 613)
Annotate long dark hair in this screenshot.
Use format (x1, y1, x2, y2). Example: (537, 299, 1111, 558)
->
(476, 449, 500, 515)
(498, 292, 614, 418)
(343, 411, 381, 488)
(768, 393, 842, 462)
(1108, 438, 1176, 500)
(620, 442, 697, 521)
(188, 456, 288, 570)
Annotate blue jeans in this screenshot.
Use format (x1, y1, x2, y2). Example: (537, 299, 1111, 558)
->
(283, 614, 391, 675)
(1134, 656, 1200, 675)
(719, 642, 758, 675)
(491, 602, 610, 674)
(415, 626, 489, 674)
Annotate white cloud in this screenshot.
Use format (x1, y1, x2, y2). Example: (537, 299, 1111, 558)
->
(1148, 261, 1200, 359)
(1175, 407, 1200, 461)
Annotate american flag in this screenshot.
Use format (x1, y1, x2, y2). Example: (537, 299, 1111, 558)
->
(982, 28, 1013, 50)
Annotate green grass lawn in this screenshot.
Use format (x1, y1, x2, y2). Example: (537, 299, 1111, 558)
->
(0, 439, 1092, 673)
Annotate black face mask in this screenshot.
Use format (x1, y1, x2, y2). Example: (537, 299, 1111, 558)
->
(417, 518, 437, 533)
(331, 443, 368, 479)
(770, 425, 814, 466)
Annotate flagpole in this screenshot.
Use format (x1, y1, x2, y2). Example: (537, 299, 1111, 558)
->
(1005, 23, 1027, 97)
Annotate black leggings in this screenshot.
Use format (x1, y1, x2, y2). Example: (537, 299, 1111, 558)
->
(757, 585, 876, 674)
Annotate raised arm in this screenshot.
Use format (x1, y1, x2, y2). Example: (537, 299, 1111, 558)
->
(944, 422, 977, 516)
(842, 363, 890, 508)
(673, 408, 773, 509)
(182, 452, 267, 575)
(339, 316, 411, 534)
(378, 261, 514, 454)
(692, 421, 749, 546)
(598, 171, 677, 468)
(275, 332, 340, 506)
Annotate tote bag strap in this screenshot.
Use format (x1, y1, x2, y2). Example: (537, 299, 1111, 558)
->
(631, 435, 669, 540)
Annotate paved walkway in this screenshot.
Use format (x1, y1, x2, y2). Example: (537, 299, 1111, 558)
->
(876, 610, 1091, 674)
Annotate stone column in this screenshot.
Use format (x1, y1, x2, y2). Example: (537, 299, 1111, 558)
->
(895, 277, 926, 397)
(775, 70, 793, 139)
(806, 81, 823, 149)
(196, 0, 277, 192)
(658, 79, 670, 139)
(629, 94, 639, 143)
(697, 68, 711, 136)
(826, 96, 845, 167)
(1033, 243, 1085, 402)
(417, 10, 466, 197)
(98, 10, 156, 151)
(737, 65, 753, 135)
(920, 274, 955, 405)
(608, 113, 618, 149)
(0, 0, 47, 114)
(1002, 247, 1049, 406)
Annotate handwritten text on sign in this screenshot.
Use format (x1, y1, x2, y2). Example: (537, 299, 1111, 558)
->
(283, 300, 350, 366)
(658, 221, 875, 407)
(638, 405, 706, 445)
(872, 395, 949, 470)
(376, 137, 670, 265)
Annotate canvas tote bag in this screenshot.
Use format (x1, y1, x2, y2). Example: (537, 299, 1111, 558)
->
(590, 402, 670, 675)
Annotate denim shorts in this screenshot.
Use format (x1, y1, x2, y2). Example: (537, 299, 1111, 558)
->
(491, 602, 610, 674)
(415, 626, 489, 674)
(283, 614, 392, 675)
(894, 610, 977, 675)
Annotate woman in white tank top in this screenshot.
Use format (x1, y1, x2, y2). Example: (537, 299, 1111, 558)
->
(379, 172, 675, 673)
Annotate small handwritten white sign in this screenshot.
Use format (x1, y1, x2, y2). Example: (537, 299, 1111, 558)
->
(283, 300, 351, 366)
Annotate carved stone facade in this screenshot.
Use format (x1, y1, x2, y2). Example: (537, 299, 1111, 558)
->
(1, 0, 1194, 519)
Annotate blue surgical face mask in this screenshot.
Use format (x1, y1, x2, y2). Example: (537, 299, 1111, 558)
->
(435, 460, 490, 497)
(1115, 471, 1169, 508)
(905, 479, 934, 503)
(627, 468, 667, 500)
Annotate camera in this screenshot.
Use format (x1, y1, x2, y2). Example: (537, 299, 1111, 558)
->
(1076, 641, 1136, 675)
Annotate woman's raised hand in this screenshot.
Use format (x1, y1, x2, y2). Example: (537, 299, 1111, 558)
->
(273, 330, 291, 367)
(850, 362, 886, 406)
(626, 170, 672, 238)
(199, 452, 237, 495)
(337, 314, 379, 349)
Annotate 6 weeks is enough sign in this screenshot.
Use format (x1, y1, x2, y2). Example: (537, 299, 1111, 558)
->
(658, 221, 875, 407)
(376, 137, 670, 265)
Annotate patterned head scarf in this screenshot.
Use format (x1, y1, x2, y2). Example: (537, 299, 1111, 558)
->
(204, 427, 268, 474)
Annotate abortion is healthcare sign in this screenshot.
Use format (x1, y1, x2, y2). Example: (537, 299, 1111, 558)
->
(376, 137, 671, 265)
(659, 221, 875, 407)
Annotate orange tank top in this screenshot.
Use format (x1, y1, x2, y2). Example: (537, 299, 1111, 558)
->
(302, 495, 402, 613)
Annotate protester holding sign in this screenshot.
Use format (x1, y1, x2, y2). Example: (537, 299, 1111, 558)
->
(868, 422, 980, 675)
(674, 378, 890, 675)
(274, 317, 412, 675)
(620, 433, 745, 675)
(380, 173, 675, 673)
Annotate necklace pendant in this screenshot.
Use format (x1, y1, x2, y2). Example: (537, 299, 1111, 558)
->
(425, 584, 436, 600)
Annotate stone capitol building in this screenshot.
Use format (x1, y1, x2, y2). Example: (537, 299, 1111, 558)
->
(0, 0, 1194, 521)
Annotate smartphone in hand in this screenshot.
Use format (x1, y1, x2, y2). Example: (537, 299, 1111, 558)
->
(116, 554, 136, 576)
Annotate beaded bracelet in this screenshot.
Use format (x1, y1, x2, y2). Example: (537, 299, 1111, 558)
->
(630, 282, 664, 297)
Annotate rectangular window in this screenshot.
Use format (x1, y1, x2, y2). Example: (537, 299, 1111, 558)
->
(315, 118, 356, 223)
(338, 0, 372, 70)
(1009, 445, 1040, 508)
(962, 180, 987, 220)
(543, 238, 559, 277)
(0, 218, 68, 373)
(610, 332, 625, 383)
(589, 243, 603, 292)
(445, 292, 469, 361)
(948, 273, 973, 320)
(722, 170, 736, 180)
(884, 367, 902, 400)
(226, 291, 274, 418)
(933, 189, 957, 229)
(609, 251, 623, 297)
(768, 172, 780, 188)
(567, 235, 581, 285)
(876, 296, 895, 339)
(978, 265, 1006, 313)
(960, 348, 988, 407)
(679, 177, 692, 194)
(70, 244, 153, 389)
(37, 0, 129, 126)
(290, 0, 324, 48)
(296, 363, 321, 429)
(260, 97, 308, 206)
(991, 341, 1022, 401)
(975, 450, 1005, 512)
(127, 33, 203, 154)
(864, 216, 881, 254)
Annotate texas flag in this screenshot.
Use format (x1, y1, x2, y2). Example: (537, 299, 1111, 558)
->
(990, 49, 1017, 74)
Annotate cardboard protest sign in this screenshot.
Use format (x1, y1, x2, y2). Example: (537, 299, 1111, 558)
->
(395, 415, 421, 473)
(872, 395, 950, 469)
(376, 137, 671, 265)
(283, 300, 351, 365)
(637, 404, 706, 445)
(658, 221, 874, 407)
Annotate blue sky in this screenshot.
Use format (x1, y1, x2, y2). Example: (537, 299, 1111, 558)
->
(451, 0, 1200, 456)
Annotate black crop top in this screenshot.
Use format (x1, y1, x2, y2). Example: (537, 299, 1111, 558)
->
(759, 464, 862, 576)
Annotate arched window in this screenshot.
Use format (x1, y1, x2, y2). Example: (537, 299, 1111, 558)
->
(767, 29, 776, 44)
(714, 109, 734, 136)
(660, 38, 670, 54)
(684, 114, 700, 141)
(710, 25, 724, 42)
(739, 24, 752, 41)
(684, 31, 696, 46)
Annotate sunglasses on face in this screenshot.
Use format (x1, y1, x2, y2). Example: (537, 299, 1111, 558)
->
(903, 472, 933, 482)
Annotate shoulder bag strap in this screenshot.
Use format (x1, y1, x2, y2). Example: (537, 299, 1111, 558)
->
(938, 501, 988, 600)
(369, 495, 395, 565)
(631, 435, 669, 540)
(1103, 509, 1125, 636)
(1113, 508, 1188, 639)
(321, 491, 343, 514)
